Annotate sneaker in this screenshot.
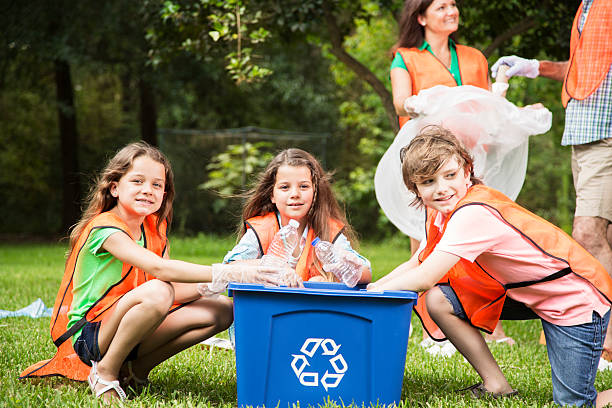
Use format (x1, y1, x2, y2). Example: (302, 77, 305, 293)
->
(599, 357, 612, 372)
(201, 336, 233, 351)
(424, 340, 457, 358)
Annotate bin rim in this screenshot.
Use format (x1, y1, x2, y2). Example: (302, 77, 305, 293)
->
(228, 282, 418, 301)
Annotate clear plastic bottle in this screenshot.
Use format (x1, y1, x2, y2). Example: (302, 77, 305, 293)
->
(311, 237, 361, 287)
(261, 219, 300, 266)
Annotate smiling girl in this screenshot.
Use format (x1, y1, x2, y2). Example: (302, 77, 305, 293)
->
(21, 142, 285, 402)
(224, 148, 371, 284)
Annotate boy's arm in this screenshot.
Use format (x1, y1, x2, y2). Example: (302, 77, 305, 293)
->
(368, 250, 459, 292)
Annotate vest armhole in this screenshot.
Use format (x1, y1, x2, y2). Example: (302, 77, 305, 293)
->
(331, 227, 345, 244)
(245, 221, 265, 256)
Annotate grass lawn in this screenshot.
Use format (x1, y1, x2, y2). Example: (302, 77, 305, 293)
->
(1, 235, 611, 407)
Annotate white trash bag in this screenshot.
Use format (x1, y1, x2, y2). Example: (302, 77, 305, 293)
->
(375, 85, 552, 241)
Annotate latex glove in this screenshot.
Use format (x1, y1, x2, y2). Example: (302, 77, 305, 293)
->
(197, 263, 294, 296)
(322, 249, 362, 287)
(491, 55, 539, 79)
(403, 95, 426, 119)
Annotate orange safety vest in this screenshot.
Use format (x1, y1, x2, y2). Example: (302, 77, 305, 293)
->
(414, 185, 612, 341)
(396, 44, 489, 128)
(245, 213, 345, 281)
(20, 212, 167, 381)
(562, 0, 612, 108)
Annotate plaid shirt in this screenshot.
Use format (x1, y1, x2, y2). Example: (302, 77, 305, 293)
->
(562, 0, 612, 146)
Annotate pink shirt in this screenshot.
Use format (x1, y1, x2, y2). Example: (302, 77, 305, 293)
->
(432, 205, 609, 326)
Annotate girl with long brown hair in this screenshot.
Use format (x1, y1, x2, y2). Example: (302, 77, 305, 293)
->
(21, 142, 285, 402)
(224, 148, 372, 284)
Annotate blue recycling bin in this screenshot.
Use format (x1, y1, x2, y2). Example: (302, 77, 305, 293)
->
(228, 281, 418, 407)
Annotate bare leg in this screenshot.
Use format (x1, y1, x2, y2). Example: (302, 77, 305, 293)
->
(129, 295, 233, 378)
(573, 216, 612, 357)
(597, 389, 612, 407)
(93, 279, 175, 401)
(426, 287, 513, 394)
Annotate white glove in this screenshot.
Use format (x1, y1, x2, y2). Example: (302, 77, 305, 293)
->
(322, 249, 362, 287)
(197, 263, 298, 296)
(403, 95, 426, 119)
(491, 56, 539, 79)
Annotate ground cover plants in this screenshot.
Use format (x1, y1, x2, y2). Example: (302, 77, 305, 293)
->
(2, 235, 611, 407)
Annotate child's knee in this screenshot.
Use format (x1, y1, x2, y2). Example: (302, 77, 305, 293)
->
(141, 280, 175, 311)
(216, 297, 234, 331)
(425, 286, 452, 317)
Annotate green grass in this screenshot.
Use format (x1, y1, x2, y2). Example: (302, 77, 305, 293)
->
(1, 236, 611, 407)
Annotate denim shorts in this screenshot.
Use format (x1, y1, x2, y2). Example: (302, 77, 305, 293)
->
(439, 284, 609, 406)
(73, 321, 102, 366)
(73, 321, 140, 366)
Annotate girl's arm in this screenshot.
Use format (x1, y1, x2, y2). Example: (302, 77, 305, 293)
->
(222, 229, 262, 264)
(103, 231, 213, 282)
(104, 231, 288, 293)
(368, 250, 459, 292)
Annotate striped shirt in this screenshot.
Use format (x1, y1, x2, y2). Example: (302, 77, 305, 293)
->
(562, 0, 612, 146)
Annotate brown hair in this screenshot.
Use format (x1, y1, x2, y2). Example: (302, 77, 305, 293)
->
(69, 142, 175, 254)
(400, 125, 481, 207)
(239, 148, 357, 246)
(391, 0, 458, 54)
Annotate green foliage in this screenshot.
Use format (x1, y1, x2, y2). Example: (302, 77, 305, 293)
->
(324, 13, 398, 238)
(0, 0, 590, 240)
(147, 0, 272, 84)
(200, 142, 274, 213)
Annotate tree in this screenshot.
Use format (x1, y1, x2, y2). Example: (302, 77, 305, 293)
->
(0, 1, 167, 232)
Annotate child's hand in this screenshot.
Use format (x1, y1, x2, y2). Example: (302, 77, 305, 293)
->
(322, 249, 362, 286)
(279, 270, 304, 288)
(199, 263, 299, 296)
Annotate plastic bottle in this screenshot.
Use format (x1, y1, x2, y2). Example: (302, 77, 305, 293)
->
(261, 219, 300, 266)
(311, 237, 361, 287)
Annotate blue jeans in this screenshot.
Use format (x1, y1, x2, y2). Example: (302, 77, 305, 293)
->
(542, 310, 609, 407)
(439, 284, 609, 406)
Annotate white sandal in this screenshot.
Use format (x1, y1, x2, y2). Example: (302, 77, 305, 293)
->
(88, 361, 127, 401)
(121, 360, 149, 389)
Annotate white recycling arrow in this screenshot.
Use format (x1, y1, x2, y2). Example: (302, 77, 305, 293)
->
(321, 370, 344, 391)
(320, 338, 340, 355)
(291, 354, 309, 376)
(300, 338, 323, 357)
(299, 371, 319, 387)
(329, 354, 348, 373)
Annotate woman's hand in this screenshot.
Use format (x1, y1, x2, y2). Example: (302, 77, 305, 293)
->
(402, 96, 422, 119)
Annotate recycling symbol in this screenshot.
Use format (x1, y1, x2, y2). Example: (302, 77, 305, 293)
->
(290, 338, 348, 391)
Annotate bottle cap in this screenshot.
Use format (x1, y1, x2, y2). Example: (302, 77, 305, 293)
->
(311, 237, 320, 246)
(288, 219, 300, 228)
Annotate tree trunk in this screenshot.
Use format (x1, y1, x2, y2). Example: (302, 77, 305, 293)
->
(322, 2, 399, 134)
(54, 59, 81, 234)
(139, 77, 158, 146)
